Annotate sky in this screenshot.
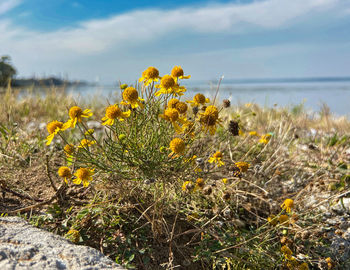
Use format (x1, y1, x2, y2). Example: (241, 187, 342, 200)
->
(0, 0, 350, 83)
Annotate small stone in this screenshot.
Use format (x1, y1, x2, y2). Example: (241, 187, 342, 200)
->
(232, 218, 245, 228)
(223, 209, 231, 218)
(340, 222, 350, 230)
(335, 229, 343, 236)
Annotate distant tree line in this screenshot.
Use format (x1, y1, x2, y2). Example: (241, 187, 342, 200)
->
(0, 55, 91, 88)
(0, 56, 16, 87)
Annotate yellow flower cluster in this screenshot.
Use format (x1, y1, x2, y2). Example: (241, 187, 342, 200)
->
(45, 105, 93, 145)
(57, 166, 94, 187)
(46, 65, 225, 192)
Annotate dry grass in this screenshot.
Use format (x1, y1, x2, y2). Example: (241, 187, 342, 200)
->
(1, 85, 350, 269)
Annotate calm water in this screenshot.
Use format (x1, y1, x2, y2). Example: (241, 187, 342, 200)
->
(61, 79, 350, 117)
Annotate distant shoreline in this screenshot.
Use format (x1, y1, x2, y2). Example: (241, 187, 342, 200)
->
(195, 77, 350, 85)
(11, 77, 94, 87)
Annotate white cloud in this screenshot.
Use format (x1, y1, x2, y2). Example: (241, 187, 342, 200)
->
(0, 0, 346, 80)
(0, 0, 21, 15)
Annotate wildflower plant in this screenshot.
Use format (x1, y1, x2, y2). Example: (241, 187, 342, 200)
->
(46, 66, 224, 187)
(43, 66, 302, 269)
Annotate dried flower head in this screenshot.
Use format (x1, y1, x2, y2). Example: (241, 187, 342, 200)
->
(203, 186, 212, 195)
(223, 191, 231, 201)
(222, 99, 231, 108)
(228, 120, 239, 136)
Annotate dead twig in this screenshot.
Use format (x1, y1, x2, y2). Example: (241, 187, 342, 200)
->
(0, 180, 43, 202)
(46, 154, 58, 192)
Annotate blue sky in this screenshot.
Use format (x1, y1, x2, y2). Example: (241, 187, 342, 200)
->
(1, 0, 350, 83)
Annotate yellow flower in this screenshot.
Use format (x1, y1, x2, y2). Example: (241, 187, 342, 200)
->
(120, 83, 128, 89)
(58, 166, 72, 184)
(160, 108, 187, 133)
(249, 131, 259, 137)
(155, 75, 186, 97)
(325, 258, 334, 269)
(139, 66, 160, 86)
(281, 199, 294, 213)
(66, 229, 80, 243)
(281, 245, 293, 260)
(279, 214, 289, 224)
(102, 104, 131, 125)
(73, 167, 94, 187)
(208, 151, 225, 167)
(121, 87, 145, 109)
(259, 133, 272, 144)
(196, 178, 205, 189)
(182, 181, 194, 192)
(267, 215, 278, 226)
(175, 101, 188, 114)
(64, 144, 75, 157)
(298, 262, 309, 270)
(186, 93, 210, 107)
(171, 66, 191, 82)
(84, 129, 94, 136)
(78, 138, 96, 148)
(186, 213, 199, 221)
(167, 98, 179, 109)
(199, 105, 222, 135)
(182, 120, 195, 137)
(222, 178, 229, 184)
(235, 161, 250, 172)
(169, 138, 185, 157)
(63, 106, 93, 129)
(46, 120, 64, 145)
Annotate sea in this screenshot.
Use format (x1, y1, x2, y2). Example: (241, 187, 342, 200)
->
(38, 78, 350, 117)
